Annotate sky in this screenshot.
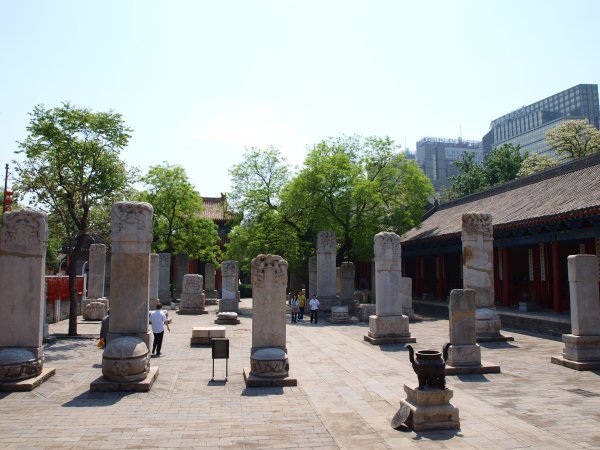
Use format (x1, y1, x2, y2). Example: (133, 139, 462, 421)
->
(1, 0, 599, 197)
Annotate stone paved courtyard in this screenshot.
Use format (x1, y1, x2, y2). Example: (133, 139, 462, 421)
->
(1, 300, 599, 449)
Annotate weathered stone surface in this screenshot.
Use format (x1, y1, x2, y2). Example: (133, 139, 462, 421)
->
(178, 274, 206, 314)
(149, 253, 159, 302)
(214, 311, 240, 325)
(446, 344, 481, 366)
(317, 231, 337, 299)
(174, 254, 188, 299)
(220, 261, 240, 312)
(0, 209, 48, 385)
(359, 304, 376, 322)
(83, 301, 108, 321)
(400, 277, 414, 320)
(87, 243, 107, 300)
(368, 315, 410, 338)
(308, 256, 317, 299)
(449, 289, 476, 346)
(102, 335, 150, 382)
(340, 262, 355, 302)
(330, 306, 349, 322)
(562, 334, 600, 361)
(568, 255, 600, 336)
(158, 253, 171, 305)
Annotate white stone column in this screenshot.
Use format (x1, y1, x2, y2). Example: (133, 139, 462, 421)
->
(0, 209, 51, 384)
(552, 255, 600, 370)
(204, 263, 218, 304)
(308, 256, 317, 299)
(316, 231, 338, 310)
(400, 277, 415, 320)
(101, 201, 153, 383)
(82, 243, 109, 320)
(340, 262, 355, 303)
(365, 232, 414, 345)
(158, 253, 171, 305)
(149, 253, 159, 309)
(462, 212, 502, 339)
(245, 254, 296, 386)
(219, 260, 239, 312)
(178, 274, 206, 314)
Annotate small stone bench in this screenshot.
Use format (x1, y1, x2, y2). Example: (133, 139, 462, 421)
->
(215, 312, 240, 325)
(190, 326, 226, 345)
(330, 306, 349, 323)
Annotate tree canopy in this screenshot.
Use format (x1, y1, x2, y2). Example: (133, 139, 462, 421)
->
(517, 153, 560, 177)
(225, 136, 434, 266)
(137, 163, 221, 264)
(14, 102, 134, 335)
(545, 119, 600, 159)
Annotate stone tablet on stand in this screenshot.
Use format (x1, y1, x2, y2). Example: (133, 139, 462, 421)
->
(0, 209, 55, 391)
(177, 274, 207, 315)
(219, 260, 240, 313)
(91, 202, 158, 392)
(316, 231, 339, 311)
(551, 254, 600, 371)
(204, 263, 218, 305)
(244, 254, 297, 387)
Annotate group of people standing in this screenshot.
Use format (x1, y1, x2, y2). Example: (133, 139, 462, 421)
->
(289, 290, 320, 324)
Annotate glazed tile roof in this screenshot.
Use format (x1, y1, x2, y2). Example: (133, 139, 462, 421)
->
(402, 153, 600, 243)
(201, 195, 229, 222)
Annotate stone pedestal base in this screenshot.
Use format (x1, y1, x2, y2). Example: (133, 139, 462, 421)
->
(551, 334, 600, 370)
(205, 290, 218, 305)
(177, 308, 207, 315)
(82, 298, 109, 320)
(215, 312, 240, 325)
(447, 344, 481, 366)
(364, 315, 416, 345)
(190, 326, 226, 345)
(219, 298, 239, 313)
(90, 366, 158, 392)
(403, 308, 416, 321)
(475, 307, 513, 342)
(358, 304, 376, 322)
(330, 306, 349, 323)
(0, 367, 56, 392)
(396, 385, 460, 431)
(243, 367, 298, 387)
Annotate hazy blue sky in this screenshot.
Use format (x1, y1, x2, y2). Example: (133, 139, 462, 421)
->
(1, 0, 599, 196)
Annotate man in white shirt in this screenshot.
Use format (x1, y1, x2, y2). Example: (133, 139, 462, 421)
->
(149, 302, 171, 356)
(309, 294, 320, 324)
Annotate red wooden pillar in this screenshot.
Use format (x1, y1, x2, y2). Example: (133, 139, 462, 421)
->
(551, 240, 561, 313)
(502, 247, 510, 306)
(435, 255, 444, 300)
(415, 256, 422, 297)
(533, 246, 542, 307)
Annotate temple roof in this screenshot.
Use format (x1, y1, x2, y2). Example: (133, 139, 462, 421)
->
(201, 194, 230, 223)
(402, 153, 600, 243)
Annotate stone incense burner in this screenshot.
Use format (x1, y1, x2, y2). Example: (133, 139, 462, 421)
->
(406, 343, 451, 390)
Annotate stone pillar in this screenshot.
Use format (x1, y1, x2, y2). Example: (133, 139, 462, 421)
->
(0, 209, 55, 388)
(340, 262, 355, 304)
(99, 201, 155, 387)
(365, 232, 415, 345)
(148, 253, 159, 310)
(316, 231, 338, 310)
(462, 213, 506, 341)
(219, 260, 239, 312)
(308, 256, 317, 299)
(178, 274, 206, 314)
(551, 255, 600, 370)
(82, 243, 109, 320)
(158, 253, 171, 305)
(447, 289, 481, 366)
(244, 254, 296, 387)
(204, 263, 218, 304)
(174, 253, 188, 299)
(400, 277, 415, 320)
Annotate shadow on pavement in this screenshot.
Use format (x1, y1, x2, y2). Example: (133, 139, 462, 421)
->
(479, 341, 520, 349)
(241, 387, 284, 396)
(62, 390, 135, 407)
(456, 374, 491, 383)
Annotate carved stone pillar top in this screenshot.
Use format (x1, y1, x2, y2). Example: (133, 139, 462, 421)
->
(461, 212, 493, 239)
(251, 254, 288, 288)
(89, 243, 107, 256)
(317, 231, 336, 254)
(1, 209, 48, 256)
(110, 201, 153, 253)
(221, 260, 238, 277)
(182, 274, 203, 294)
(374, 231, 401, 270)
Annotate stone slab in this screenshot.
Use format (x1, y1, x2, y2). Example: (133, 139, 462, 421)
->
(364, 335, 416, 345)
(0, 367, 56, 392)
(214, 318, 241, 325)
(90, 366, 158, 392)
(445, 362, 501, 375)
(400, 384, 460, 432)
(243, 367, 297, 387)
(550, 356, 600, 371)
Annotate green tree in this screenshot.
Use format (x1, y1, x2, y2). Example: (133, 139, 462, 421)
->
(483, 143, 527, 185)
(545, 119, 600, 159)
(138, 163, 221, 264)
(14, 102, 134, 335)
(281, 135, 433, 262)
(441, 152, 487, 200)
(517, 153, 560, 177)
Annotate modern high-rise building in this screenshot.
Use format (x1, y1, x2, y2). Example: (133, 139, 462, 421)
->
(415, 137, 483, 191)
(482, 84, 600, 156)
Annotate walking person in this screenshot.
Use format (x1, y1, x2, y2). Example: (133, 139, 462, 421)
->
(309, 294, 320, 324)
(297, 290, 306, 321)
(290, 295, 299, 323)
(149, 302, 171, 357)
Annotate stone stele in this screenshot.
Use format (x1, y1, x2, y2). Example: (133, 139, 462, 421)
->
(177, 274, 207, 315)
(219, 260, 240, 313)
